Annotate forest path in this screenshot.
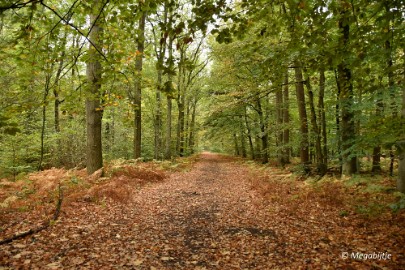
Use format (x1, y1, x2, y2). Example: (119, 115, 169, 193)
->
(1, 152, 404, 269)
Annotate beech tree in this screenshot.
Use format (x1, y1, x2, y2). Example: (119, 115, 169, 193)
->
(85, 0, 104, 174)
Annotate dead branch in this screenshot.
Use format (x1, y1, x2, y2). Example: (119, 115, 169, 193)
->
(0, 184, 64, 245)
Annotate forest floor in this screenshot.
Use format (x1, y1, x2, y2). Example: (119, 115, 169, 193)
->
(0, 152, 404, 269)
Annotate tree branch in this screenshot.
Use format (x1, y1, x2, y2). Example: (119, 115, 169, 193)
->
(39, 0, 109, 62)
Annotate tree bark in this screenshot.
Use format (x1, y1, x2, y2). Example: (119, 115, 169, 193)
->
(153, 3, 168, 161)
(38, 73, 51, 171)
(177, 100, 185, 156)
(318, 69, 327, 168)
(283, 72, 290, 164)
(276, 86, 284, 165)
(133, 10, 146, 159)
(397, 50, 405, 193)
(372, 83, 384, 173)
(256, 98, 268, 163)
(294, 63, 310, 171)
(188, 99, 197, 153)
(244, 106, 255, 159)
(305, 71, 325, 175)
(334, 69, 342, 174)
(239, 115, 247, 158)
(86, 0, 103, 174)
(165, 96, 172, 159)
(385, 6, 396, 175)
(164, 33, 174, 160)
(338, 4, 357, 177)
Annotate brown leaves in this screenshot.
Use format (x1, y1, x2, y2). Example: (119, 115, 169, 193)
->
(1, 153, 404, 268)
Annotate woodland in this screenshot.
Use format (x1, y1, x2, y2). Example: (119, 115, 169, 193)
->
(0, 0, 405, 268)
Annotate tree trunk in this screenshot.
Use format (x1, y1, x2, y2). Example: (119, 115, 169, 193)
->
(372, 83, 384, 173)
(53, 42, 66, 165)
(188, 99, 197, 153)
(165, 96, 172, 159)
(176, 47, 187, 157)
(154, 69, 163, 160)
(305, 71, 325, 175)
(133, 10, 146, 159)
(239, 115, 247, 158)
(86, 0, 103, 174)
(153, 3, 168, 161)
(256, 98, 268, 163)
(318, 68, 327, 168)
(177, 100, 185, 156)
(283, 72, 290, 164)
(334, 69, 342, 174)
(338, 4, 357, 177)
(38, 73, 51, 171)
(244, 106, 255, 159)
(164, 34, 174, 160)
(386, 8, 396, 175)
(397, 50, 405, 193)
(276, 87, 284, 165)
(185, 101, 190, 153)
(294, 63, 310, 171)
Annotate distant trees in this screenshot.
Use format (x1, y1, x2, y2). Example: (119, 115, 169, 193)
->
(205, 0, 404, 190)
(0, 0, 210, 177)
(0, 0, 404, 193)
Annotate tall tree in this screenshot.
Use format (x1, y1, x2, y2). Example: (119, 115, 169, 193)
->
(133, 4, 146, 159)
(337, 0, 357, 176)
(86, 0, 104, 174)
(294, 62, 310, 171)
(282, 72, 290, 164)
(398, 50, 405, 193)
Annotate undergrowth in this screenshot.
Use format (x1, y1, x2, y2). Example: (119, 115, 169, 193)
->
(246, 159, 404, 219)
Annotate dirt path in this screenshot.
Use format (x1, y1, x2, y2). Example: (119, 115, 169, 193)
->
(1, 152, 404, 269)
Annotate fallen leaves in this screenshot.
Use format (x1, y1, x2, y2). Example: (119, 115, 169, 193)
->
(0, 153, 404, 269)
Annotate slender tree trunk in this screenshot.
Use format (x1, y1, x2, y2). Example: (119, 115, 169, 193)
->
(154, 69, 163, 160)
(244, 107, 255, 159)
(133, 10, 146, 159)
(188, 100, 197, 153)
(86, 0, 103, 174)
(372, 81, 384, 173)
(53, 51, 65, 134)
(397, 50, 405, 193)
(176, 48, 187, 157)
(256, 98, 268, 163)
(334, 69, 342, 173)
(185, 101, 190, 153)
(239, 115, 247, 158)
(318, 69, 327, 168)
(39, 73, 51, 171)
(385, 10, 396, 175)
(338, 5, 357, 176)
(283, 72, 290, 164)
(294, 63, 310, 171)
(164, 35, 174, 160)
(153, 4, 168, 161)
(305, 71, 325, 175)
(53, 43, 66, 165)
(177, 100, 185, 156)
(165, 96, 172, 159)
(276, 87, 284, 165)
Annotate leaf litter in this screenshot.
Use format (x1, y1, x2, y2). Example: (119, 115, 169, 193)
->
(0, 152, 404, 269)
